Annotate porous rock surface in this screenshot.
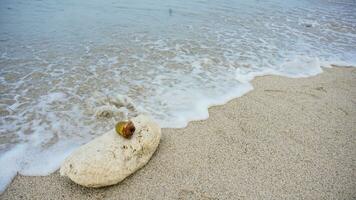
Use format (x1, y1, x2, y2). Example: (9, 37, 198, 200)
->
(60, 115, 161, 187)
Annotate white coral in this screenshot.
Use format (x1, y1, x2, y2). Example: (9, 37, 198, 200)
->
(60, 115, 161, 187)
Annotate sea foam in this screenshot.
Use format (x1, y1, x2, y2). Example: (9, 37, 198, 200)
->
(1, 0, 356, 193)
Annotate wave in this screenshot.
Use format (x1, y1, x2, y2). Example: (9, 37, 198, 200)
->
(1, 0, 356, 193)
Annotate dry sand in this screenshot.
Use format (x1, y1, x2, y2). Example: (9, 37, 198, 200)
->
(1, 67, 355, 199)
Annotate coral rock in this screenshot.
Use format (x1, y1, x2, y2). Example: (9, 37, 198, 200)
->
(60, 115, 161, 187)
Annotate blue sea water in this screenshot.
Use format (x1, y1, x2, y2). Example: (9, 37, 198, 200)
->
(0, 0, 355, 192)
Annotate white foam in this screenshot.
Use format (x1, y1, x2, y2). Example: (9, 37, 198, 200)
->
(156, 82, 253, 128)
(154, 56, 354, 128)
(0, 145, 26, 193)
(1, 0, 356, 194)
(0, 141, 79, 193)
(277, 56, 323, 77)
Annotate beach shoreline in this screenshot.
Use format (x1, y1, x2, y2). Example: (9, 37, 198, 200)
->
(2, 66, 355, 199)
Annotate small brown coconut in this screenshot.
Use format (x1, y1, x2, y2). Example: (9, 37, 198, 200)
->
(115, 121, 136, 138)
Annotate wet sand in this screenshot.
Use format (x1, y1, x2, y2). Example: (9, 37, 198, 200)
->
(1, 67, 355, 199)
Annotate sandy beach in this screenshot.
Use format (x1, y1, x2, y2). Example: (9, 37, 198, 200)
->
(1, 67, 355, 199)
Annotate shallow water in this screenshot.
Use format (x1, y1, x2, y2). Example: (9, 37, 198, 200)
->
(0, 0, 356, 192)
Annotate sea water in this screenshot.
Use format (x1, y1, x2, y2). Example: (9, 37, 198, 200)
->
(0, 0, 355, 192)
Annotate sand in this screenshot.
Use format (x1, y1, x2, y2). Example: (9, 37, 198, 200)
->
(1, 67, 355, 199)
